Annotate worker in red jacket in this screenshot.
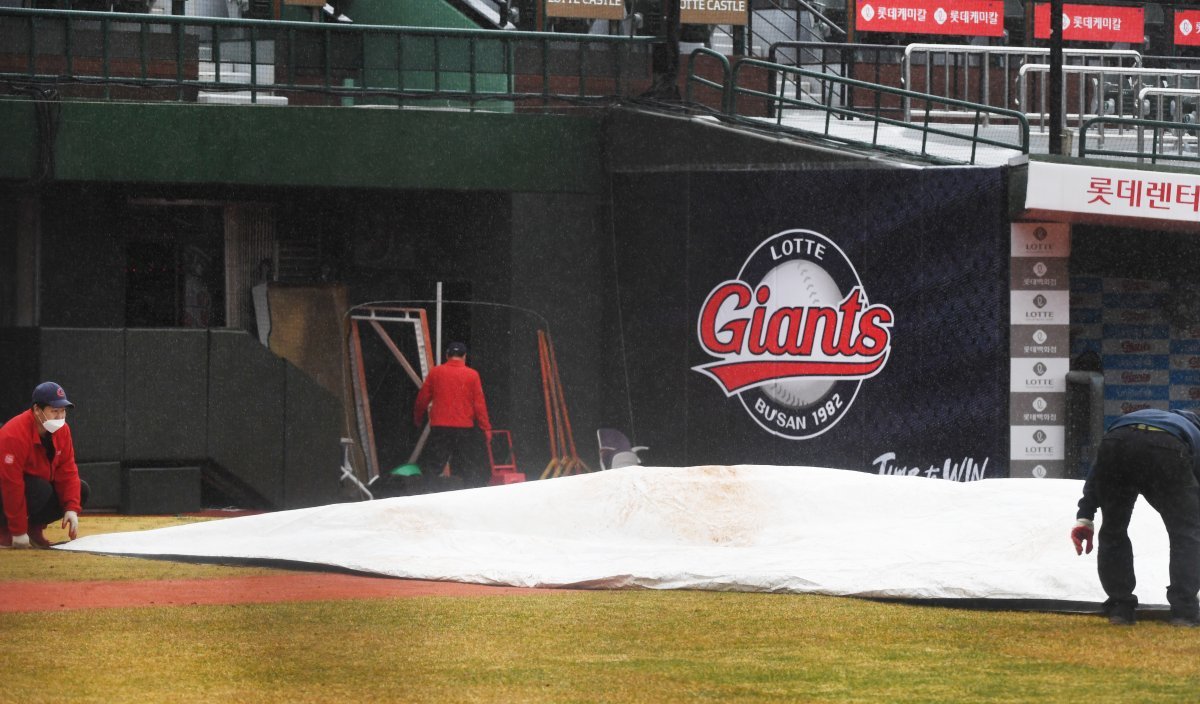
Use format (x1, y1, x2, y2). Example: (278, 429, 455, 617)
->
(413, 342, 492, 491)
(0, 382, 88, 548)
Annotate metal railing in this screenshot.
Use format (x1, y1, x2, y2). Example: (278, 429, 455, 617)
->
(688, 54, 1029, 165)
(902, 45, 1141, 123)
(765, 41, 903, 117)
(710, 0, 844, 59)
(1139, 87, 1200, 123)
(1018, 64, 1200, 134)
(1145, 55, 1200, 72)
(1080, 116, 1200, 165)
(0, 6, 653, 108)
(685, 47, 731, 113)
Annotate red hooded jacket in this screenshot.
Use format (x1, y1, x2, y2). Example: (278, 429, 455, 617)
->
(0, 409, 82, 535)
(413, 358, 492, 432)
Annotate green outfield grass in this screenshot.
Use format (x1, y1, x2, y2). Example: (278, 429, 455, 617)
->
(4, 515, 278, 581)
(2, 517, 1199, 703)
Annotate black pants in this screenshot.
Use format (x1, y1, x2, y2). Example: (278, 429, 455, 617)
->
(419, 427, 488, 490)
(0, 475, 90, 531)
(1093, 426, 1200, 619)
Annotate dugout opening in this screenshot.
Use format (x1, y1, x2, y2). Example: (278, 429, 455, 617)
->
(1065, 225, 1200, 478)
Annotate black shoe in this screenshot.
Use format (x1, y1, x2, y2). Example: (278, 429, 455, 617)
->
(1169, 616, 1200, 628)
(1108, 610, 1137, 626)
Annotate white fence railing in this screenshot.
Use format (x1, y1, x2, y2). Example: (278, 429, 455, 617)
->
(901, 45, 1141, 123)
(1018, 64, 1200, 133)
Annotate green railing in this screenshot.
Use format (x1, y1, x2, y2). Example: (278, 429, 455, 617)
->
(0, 7, 654, 109)
(684, 47, 730, 114)
(685, 52, 1030, 165)
(1080, 116, 1200, 166)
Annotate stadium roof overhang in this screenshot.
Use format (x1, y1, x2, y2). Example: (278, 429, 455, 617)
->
(1009, 155, 1200, 233)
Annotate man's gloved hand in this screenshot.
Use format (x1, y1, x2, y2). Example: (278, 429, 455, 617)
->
(61, 510, 78, 540)
(1071, 518, 1095, 555)
(11, 533, 31, 549)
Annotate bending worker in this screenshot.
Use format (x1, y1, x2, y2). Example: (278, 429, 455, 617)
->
(1071, 408, 1200, 627)
(0, 382, 88, 548)
(413, 342, 493, 491)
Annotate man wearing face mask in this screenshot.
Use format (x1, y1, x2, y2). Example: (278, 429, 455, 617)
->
(0, 381, 87, 549)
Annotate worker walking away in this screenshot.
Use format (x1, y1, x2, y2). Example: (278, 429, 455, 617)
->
(1071, 408, 1200, 627)
(0, 382, 89, 548)
(413, 342, 493, 491)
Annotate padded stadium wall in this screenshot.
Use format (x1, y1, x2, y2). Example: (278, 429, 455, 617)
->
(604, 166, 1012, 478)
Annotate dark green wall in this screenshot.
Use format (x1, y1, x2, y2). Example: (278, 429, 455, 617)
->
(0, 99, 604, 193)
(0, 327, 343, 508)
(508, 192, 610, 474)
(0, 100, 35, 180)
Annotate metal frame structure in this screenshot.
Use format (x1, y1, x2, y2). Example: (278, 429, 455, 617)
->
(347, 305, 435, 482)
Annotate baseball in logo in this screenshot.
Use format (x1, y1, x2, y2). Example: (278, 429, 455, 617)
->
(693, 229, 894, 439)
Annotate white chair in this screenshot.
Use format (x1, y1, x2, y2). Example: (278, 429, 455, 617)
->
(338, 437, 373, 500)
(596, 428, 648, 470)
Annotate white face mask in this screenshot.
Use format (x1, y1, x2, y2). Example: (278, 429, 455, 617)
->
(42, 418, 66, 434)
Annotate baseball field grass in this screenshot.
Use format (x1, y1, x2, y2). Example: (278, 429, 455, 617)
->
(3, 516, 1200, 703)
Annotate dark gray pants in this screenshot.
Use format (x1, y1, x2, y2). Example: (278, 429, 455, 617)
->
(419, 427, 488, 490)
(0, 475, 90, 530)
(1093, 426, 1200, 620)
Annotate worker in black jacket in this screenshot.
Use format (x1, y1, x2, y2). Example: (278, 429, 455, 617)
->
(1071, 408, 1200, 627)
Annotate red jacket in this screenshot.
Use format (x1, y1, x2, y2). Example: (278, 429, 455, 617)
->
(413, 358, 492, 432)
(0, 409, 82, 535)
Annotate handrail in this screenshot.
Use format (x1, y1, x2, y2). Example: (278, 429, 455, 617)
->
(902, 45, 1141, 123)
(1137, 86, 1200, 120)
(0, 6, 654, 107)
(685, 47, 730, 114)
(903, 44, 1142, 64)
(765, 41, 902, 118)
(1018, 63, 1200, 133)
(712, 0, 842, 58)
(725, 57, 1029, 164)
(1079, 116, 1200, 165)
(795, 0, 846, 38)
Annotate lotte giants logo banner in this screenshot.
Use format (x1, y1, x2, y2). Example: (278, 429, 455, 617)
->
(693, 230, 894, 440)
(1177, 10, 1200, 47)
(1033, 3, 1144, 44)
(857, 0, 1004, 37)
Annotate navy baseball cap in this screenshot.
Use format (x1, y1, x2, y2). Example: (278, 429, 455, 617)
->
(446, 342, 468, 357)
(32, 381, 74, 408)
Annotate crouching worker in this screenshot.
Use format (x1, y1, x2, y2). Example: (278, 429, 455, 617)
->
(0, 382, 88, 549)
(1071, 408, 1200, 627)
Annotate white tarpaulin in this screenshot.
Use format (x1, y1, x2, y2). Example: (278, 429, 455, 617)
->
(58, 465, 1174, 606)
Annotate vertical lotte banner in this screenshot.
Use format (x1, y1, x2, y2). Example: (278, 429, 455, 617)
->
(1010, 223, 1071, 480)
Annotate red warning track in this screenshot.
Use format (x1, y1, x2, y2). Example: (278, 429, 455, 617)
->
(0, 573, 566, 613)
